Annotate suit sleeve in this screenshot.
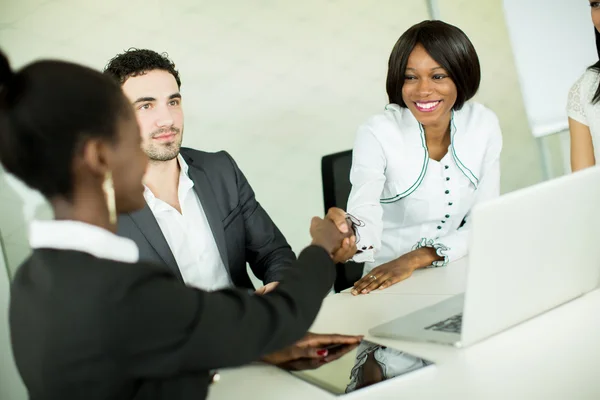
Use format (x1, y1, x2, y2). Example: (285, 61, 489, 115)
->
(112, 245, 334, 375)
(223, 151, 297, 284)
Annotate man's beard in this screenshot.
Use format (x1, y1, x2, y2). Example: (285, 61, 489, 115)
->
(145, 127, 183, 162)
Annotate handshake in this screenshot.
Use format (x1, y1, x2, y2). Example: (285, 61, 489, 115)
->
(255, 207, 357, 295)
(310, 207, 357, 264)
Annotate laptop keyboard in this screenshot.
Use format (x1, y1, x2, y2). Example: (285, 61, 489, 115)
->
(424, 313, 463, 334)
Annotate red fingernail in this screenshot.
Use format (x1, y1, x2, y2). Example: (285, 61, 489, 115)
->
(317, 349, 328, 357)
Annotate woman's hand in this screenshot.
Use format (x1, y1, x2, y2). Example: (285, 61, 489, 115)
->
(261, 332, 363, 370)
(351, 247, 441, 295)
(310, 207, 356, 259)
(325, 207, 357, 263)
(351, 258, 415, 295)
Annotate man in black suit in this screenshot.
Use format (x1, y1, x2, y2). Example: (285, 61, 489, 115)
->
(104, 49, 295, 293)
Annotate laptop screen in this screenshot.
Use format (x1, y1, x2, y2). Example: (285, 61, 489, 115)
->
(281, 340, 434, 395)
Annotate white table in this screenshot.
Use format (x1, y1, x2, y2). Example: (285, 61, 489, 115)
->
(208, 260, 600, 399)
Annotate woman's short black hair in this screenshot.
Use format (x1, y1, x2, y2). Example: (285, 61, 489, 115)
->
(0, 50, 128, 199)
(104, 48, 181, 88)
(386, 20, 481, 111)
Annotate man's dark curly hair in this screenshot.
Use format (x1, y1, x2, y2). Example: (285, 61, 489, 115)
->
(103, 48, 181, 88)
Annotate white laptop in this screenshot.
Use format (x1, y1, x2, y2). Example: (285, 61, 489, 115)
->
(369, 166, 600, 348)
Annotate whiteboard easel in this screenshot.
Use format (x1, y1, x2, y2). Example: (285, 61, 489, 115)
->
(426, 0, 440, 20)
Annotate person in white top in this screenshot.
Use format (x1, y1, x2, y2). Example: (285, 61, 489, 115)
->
(347, 20, 503, 295)
(567, 1, 600, 172)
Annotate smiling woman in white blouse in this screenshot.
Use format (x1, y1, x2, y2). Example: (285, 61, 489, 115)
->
(347, 20, 503, 295)
(567, 1, 600, 172)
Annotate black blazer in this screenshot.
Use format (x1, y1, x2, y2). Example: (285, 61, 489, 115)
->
(9, 246, 334, 400)
(117, 148, 296, 289)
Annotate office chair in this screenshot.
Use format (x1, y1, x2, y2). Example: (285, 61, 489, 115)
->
(321, 150, 364, 293)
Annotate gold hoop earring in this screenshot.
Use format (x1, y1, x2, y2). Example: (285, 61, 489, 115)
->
(103, 171, 117, 225)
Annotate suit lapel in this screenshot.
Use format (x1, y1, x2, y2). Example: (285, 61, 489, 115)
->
(129, 205, 182, 279)
(186, 165, 230, 270)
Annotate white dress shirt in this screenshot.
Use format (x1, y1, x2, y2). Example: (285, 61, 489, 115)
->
(29, 220, 139, 263)
(567, 68, 600, 161)
(144, 155, 232, 291)
(347, 102, 502, 275)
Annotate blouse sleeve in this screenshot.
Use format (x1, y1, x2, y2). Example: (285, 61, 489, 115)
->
(346, 125, 387, 263)
(567, 72, 589, 126)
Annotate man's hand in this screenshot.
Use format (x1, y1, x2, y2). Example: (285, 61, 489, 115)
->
(255, 281, 279, 295)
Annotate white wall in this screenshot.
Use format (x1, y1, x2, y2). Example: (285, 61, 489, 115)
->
(0, 0, 562, 271)
(0, 0, 431, 268)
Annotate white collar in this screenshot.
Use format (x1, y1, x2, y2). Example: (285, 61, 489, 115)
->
(144, 154, 194, 207)
(29, 220, 139, 263)
(176, 153, 191, 176)
(383, 102, 483, 187)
